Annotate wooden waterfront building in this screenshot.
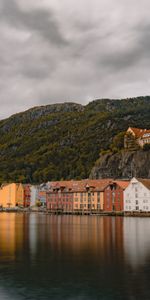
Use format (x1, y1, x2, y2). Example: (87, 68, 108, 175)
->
(103, 181, 129, 212)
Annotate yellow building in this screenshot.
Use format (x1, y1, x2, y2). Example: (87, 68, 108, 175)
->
(72, 180, 109, 212)
(73, 189, 104, 212)
(0, 183, 24, 208)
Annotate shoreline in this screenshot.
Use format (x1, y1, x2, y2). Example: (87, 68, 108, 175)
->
(1, 209, 150, 217)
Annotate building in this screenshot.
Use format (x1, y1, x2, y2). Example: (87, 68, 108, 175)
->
(30, 185, 39, 207)
(38, 184, 48, 207)
(124, 177, 150, 212)
(23, 184, 31, 207)
(46, 181, 74, 212)
(73, 180, 110, 213)
(124, 127, 150, 149)
(103, 181, 129, 212)
(0, 183, 24, 208)
(46, 179, 111, 213)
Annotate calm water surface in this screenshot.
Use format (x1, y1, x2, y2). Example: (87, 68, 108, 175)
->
(0, 213, 150, 300)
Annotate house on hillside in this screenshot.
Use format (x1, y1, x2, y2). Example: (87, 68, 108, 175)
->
(124, 127, 150, 149)
(124, 177, 150, 212)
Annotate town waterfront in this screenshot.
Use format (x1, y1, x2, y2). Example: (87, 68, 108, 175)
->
(0, 214, 150, 299)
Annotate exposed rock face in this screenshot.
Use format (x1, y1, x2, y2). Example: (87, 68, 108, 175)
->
(0, 102, 83, 133)
(90, 150, 150, 179)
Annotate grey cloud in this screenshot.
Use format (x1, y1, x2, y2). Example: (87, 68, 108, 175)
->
(1, 0, 67, 46)
(0, 0, 150, 118)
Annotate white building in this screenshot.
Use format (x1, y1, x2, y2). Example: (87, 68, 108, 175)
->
(124, 127, 150, 148)
(124, 177, 150, 212)
(30, 185, 39, 207)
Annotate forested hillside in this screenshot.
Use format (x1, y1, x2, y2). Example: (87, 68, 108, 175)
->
(0, 96, 149, 183)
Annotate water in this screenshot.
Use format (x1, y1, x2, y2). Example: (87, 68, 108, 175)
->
(0, 214, 150, 300)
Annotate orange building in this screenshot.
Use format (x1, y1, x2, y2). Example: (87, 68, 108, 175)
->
(0, 183, 24, 208)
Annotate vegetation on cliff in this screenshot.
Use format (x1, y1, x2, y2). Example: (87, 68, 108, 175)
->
(90, 149, 150, 179)
(0, 97, 150, 183)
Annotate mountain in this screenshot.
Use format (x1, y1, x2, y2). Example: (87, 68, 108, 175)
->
(0, 96, 150, 183)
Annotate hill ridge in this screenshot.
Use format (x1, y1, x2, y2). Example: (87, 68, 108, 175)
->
(0, 96, 149, 183)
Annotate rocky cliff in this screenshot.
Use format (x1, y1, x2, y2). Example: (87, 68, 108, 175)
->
(90, 150, 150, 179)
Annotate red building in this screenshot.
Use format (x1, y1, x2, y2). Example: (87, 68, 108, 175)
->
(23, 184, 31, 207)
(46, 182, 74, 212)
(103, 181, 129, 212)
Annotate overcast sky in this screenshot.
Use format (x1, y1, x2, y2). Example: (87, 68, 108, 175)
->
(0, 0, 150, 118)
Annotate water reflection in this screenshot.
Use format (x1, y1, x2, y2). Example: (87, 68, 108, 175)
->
(0, 213, 24, 260)
(124, 217, 150, 267)
(0, 214, 150, 299)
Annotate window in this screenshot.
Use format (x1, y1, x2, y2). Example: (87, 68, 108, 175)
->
(97, 192, 100, 203)
(112, 192, 115, 204)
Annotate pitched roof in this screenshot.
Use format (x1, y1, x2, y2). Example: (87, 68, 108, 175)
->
(49, 179, 112, 192)
(102, 180, 130, 190)
(138, 179, 150, 190)
(115, 180, 130, 190)
(128, 127, 150, 139)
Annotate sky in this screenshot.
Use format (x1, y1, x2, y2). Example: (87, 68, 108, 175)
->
(0, 0, 150, 118)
